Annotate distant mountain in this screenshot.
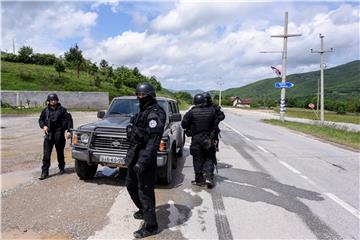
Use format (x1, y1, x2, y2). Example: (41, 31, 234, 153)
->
(167, 89, 204, 97)
(222, 60, 360, 102)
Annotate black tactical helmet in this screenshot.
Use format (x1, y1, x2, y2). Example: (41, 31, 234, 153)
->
(203, 92, 212, 103)
(136, 83, 156, 98)
(193, 93, 205, 105)
(47, 93, 59, 101)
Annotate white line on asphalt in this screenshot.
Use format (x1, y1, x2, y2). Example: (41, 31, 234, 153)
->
(222, 121, 251, 141)
(325, 193, 360, 220)
(281, 164, 359, 220)
(279, 161, 301, 174)
(224, 179, 256, 188)
(300, 175, 318, 187)
(256, 145, 269, 153)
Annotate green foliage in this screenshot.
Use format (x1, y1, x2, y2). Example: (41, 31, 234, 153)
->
(32, 53, 57, 65)
(1, 44, 164, 103)
(174, 91, 193, 104)
(263, 119, 360, 150)
(54, 59, 66, 77)
(1, 52, 18, 62)
(17, 46, 33, 63)
(64, 44, 84, 78)
(100, 59, 109, 68)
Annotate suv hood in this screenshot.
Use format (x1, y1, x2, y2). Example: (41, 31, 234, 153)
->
(78, 117, 130, 131)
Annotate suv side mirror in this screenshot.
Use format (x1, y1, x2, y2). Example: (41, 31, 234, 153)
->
(169, 113, 182, 122)
(97, 111, 105, 119)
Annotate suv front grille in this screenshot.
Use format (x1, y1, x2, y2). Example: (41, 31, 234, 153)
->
(91, 130, 130, 153)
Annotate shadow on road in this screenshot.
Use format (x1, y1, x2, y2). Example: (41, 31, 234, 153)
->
(215, 167, 342, 240)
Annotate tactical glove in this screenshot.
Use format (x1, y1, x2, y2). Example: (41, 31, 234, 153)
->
(133, 163, 144, 174)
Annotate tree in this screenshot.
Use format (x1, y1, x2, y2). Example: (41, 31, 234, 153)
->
(174, 91, 192, 104)
(17, 46, 33, 63)
(149, 76, 162, 91)
(64, 44, 84, 78)
(100, 59, 109, 69)
(32, 53, 56, 65)
(54, 59, 66, 78)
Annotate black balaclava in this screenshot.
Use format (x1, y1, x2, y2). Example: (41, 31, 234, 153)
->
(138, 95, 156, 111)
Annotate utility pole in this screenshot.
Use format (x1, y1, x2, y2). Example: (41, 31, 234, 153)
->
(271, 12, 301, 122)
(13, 39, 15, 54)
(311, 34, 334, 124)
(217, 80, 224, 106)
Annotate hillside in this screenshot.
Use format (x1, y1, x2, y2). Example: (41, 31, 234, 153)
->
(223, 60, 360, 102)
(0, 61, 175, 100)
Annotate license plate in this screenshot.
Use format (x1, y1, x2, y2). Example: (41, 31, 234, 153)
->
(99, 155, 125, 164)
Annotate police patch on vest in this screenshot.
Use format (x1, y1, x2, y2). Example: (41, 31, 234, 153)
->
(149, 120, 157, 128)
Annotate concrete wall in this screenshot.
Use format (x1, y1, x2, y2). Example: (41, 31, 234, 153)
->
(1, 91, 109, 109)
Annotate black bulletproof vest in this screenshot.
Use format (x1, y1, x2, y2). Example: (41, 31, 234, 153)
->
(190, 105, 216, 135)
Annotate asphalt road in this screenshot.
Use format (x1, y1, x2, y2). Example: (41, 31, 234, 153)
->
(1, 109, 359, 239)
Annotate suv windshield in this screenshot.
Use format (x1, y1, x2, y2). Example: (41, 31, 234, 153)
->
(107, 99, 167, 116)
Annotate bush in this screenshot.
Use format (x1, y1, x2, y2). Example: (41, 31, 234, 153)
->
(33, 53, 57, 65)
(1, 52, 18, 62)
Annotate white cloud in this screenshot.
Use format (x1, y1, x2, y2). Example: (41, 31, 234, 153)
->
(1, 2, 97, 55)
(1, 1, 359, 91)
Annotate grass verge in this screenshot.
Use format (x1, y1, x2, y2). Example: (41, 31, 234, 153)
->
(263, 119, 360, 151)
(281, 108, 360, 125)
(1, 107, 102, 115)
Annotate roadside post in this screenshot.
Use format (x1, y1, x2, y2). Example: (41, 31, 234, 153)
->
(271, 12, 301, 122)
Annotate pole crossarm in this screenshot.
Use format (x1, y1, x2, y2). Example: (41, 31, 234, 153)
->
(271, 34, 302, 38)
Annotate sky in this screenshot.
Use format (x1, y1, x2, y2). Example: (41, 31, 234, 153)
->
(1, 0, 359, 91)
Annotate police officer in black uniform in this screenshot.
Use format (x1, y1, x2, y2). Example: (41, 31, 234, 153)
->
(203, 92, 225, 151)
(38, 93, 73, 180)
(181, 93, 217, 188)
(125, 83, 166, 238)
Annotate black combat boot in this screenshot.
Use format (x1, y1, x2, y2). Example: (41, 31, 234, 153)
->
(191, 180, 205, 186)
(39, 171, 49, 180)
(205, 178, 214, 189)
(133, 210, 144, 220)
(192, 173, 205, 186)
(133, 225, 159, 238)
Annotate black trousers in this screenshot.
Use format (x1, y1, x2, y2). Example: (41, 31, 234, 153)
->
(126, 162, 158, 228)
(42, 131, 65, 173)
(190, 134, 215, 181)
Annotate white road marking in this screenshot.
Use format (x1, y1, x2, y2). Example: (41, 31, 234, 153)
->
(224, 179, 255, 188)
(224, 180, 280, 196)
(279, 163, 359, 220)
(279, 161, 301, 174)
(325, 193, 360, 220)
(222, 121, 251, 141)
(300, 175, 318, 187)
(256, 145, 269, 153)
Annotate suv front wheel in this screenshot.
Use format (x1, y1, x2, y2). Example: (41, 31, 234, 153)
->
(157, 149, 174, 185)
(75, 159, 98, 180)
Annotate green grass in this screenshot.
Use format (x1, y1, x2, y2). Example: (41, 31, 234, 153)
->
(1, 107, 44, 115)
(282, 108, 360, 124)
(263, 119, 360, 150)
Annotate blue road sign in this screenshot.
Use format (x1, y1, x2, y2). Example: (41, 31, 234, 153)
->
(275, 82, 294, 88)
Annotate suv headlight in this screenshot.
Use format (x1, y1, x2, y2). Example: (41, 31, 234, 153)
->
(80, 134, 90, 144)
(72, 131, 91, 146)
